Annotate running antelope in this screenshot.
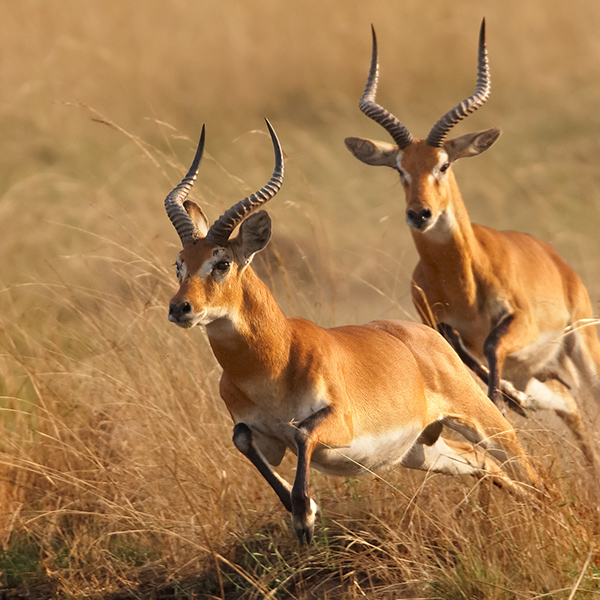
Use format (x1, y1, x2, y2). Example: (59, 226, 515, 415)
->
(345, 20, 600, 468)
(164, 120, 537, 544)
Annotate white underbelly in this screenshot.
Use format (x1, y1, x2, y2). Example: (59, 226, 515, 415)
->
(309, 426, 422, 477)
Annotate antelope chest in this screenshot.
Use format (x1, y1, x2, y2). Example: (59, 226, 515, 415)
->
(443, 312, 491, 354)
(227, 377, 329, 443)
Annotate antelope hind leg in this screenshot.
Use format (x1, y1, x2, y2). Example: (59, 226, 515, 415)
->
(525, 378, 600, 474)
(402, 435, 535, 498)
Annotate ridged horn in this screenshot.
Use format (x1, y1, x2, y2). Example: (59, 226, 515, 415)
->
(359, 25, 413, 150)
(426, 19, 491, 148)
(206, 119, 284, 245)
(164, 125, 205, 245)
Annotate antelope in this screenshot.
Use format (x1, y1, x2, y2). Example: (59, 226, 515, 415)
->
(164, 119, 538, 544)
(345, 20, 600, 469)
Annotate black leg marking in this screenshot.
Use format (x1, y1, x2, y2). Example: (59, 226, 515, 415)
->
(483, 314, 516, 414)
(438, 322, 526, 417)
(417, 420, 443, 446)
(291, 405, 335, 545)
(232, 423, 292, 512)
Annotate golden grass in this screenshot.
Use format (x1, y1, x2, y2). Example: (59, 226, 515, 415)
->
(2, 0, 600, 597)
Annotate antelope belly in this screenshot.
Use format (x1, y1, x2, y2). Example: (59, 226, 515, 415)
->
(309, 426, 421, 477)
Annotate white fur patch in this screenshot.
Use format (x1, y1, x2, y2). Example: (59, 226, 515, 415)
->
(420, 206, 458, 243)
(311, 425, 421, 476)
(432, 149, 450, 179)
(522, 378, 573, 412)
(395, 153, 412, 185)
(199, 248, 227, 279)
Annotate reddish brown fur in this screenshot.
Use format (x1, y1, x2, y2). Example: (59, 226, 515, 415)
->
(346, 134, 600, 471)
(166, 122, 540, 543)
(168, 232, 539, 543)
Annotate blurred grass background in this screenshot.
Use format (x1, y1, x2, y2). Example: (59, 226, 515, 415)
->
(2, 0, 600, 597)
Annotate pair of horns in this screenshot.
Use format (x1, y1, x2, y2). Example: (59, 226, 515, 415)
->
(360, 18, 491, 149)
(164, 119, 284, 246)
(165, 21, 488, 242)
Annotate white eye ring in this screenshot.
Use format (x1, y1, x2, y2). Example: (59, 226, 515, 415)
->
(397, 167, 410, 184)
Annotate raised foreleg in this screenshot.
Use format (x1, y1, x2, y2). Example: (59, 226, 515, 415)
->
(232, 423, 294, 512)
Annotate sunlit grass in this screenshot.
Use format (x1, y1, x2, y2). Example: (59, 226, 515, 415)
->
(1, 0, 600, 597)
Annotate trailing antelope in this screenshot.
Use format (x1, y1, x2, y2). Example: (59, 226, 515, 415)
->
(164, 120, 538, 544)
(345, 20, 600, 469)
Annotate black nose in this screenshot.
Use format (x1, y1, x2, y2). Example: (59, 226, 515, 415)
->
(169, 301, 192, 320)
(406, 208, 433, 229)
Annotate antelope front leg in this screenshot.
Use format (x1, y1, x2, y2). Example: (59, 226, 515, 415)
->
(292, 405, 352, 545)
(232, 423, 293, 512)
(437, 322, 527, 417)
(483, 313, 517, 414)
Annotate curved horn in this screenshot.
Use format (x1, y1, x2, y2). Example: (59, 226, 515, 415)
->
(426, 19, 491, 148)
(359, 25, 413, 150)
(206, 119, 284, 245)
(164, 125, 205, 245)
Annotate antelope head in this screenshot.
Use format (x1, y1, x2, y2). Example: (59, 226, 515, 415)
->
(345, 19, 501, 234)
(165, 120, 283, 328)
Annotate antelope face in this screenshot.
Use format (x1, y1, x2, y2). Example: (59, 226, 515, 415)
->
(168, 210, 272, 328)
(163, 120, 282, 330)
(397, 141, 453, 233)
(345, 129, 501, 236)
(169, 241, 236, 328)
(343, 138, 455, 234)
(345, 20, 501, 238)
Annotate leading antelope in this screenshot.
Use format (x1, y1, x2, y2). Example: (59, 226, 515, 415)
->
(164, 119, 538, 544)
(345, 20, 600, 469)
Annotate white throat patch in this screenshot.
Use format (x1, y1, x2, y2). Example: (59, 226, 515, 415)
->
(421, 206, 457, 243)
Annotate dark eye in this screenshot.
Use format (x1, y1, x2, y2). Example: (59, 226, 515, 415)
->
(440, 162, 451, 173)
(214, 260, 230, 273)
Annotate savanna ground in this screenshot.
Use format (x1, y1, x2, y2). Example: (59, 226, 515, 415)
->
(2, 1, 600, 598)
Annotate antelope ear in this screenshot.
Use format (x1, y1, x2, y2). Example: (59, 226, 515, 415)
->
(444, 128, 502, 162)
(183, 200, 209, 237)
(232, 210, 272, 266)
(344, 137, 399, 168)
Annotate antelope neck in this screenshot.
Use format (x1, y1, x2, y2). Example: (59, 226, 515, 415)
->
(411, 180, 482, 298)
(206, 268, 293, 383)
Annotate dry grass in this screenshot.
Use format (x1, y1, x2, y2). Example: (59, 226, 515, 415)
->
(2, 0, 600, 597)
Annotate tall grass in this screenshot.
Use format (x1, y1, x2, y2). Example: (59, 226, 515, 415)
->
(2, 0, 600, 597)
